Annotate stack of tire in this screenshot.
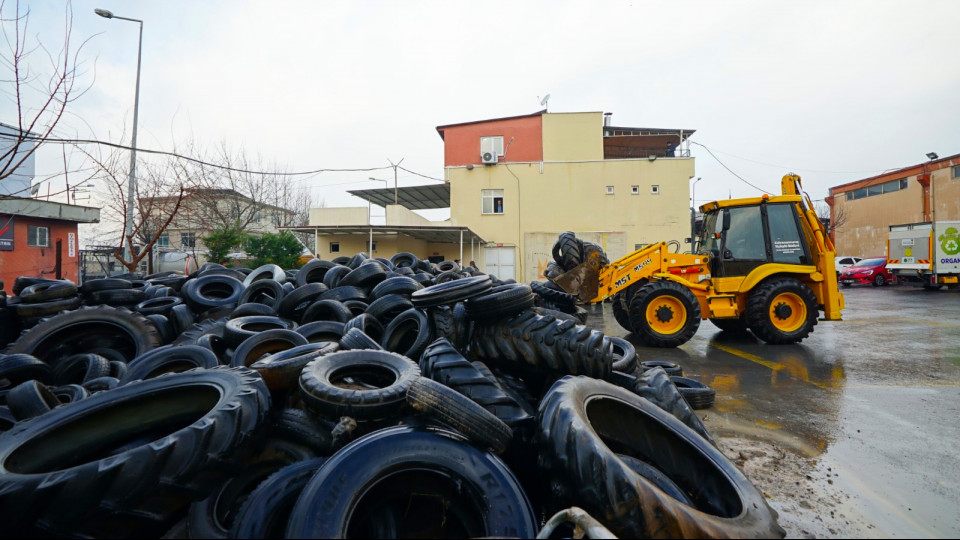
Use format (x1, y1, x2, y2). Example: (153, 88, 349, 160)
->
(0, 251, 783, 538)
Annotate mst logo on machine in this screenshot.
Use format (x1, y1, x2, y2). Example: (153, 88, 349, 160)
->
(615, 258, 653, 288)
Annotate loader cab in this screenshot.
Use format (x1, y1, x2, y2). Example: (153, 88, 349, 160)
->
(697, 201, 811, 278)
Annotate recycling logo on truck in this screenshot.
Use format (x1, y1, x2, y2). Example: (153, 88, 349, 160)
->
(939, 227, 960, 255)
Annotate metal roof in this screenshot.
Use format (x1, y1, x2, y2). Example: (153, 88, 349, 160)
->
(348, 183, 450, 210)
(282, 224, 485, 245)
(0, 196, 101, 223)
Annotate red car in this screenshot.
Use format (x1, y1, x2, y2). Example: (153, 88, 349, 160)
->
(839, 257, 898, 287)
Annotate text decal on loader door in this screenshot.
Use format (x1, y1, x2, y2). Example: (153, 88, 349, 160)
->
(615, 274, 631, 288)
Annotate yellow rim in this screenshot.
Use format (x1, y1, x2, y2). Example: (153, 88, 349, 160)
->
(645, 295, 687, 335)
(769, 292, 806, 332)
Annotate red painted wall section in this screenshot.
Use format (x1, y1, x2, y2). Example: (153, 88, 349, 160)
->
(439, 115, 543, 166)
(0, 215, 81, 292)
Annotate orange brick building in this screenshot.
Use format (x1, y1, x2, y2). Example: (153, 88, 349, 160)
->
(0, 197, 100, 290)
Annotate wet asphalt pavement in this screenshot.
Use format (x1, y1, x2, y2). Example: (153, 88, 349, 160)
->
(584, 284, 960, 538)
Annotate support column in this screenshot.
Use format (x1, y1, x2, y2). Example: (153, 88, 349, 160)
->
(459, 230, 463, 265)
(314, 229, 319, 256)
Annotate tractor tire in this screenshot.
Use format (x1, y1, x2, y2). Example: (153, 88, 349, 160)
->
(745, 277, 818, 344)
(628, 281, 701, 347)
(612, 292, 632, 331)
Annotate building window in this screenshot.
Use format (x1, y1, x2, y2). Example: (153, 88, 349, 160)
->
(847, 178, 908, 201)
(157, 233, 169, 247)
(651, 185, 660, 194)
(482, 189, 504, 214)
(635, 243, 648, 250)
(631, 185, 640, 195)
(330, 242, 340, 253)
(606, 186, 615, 195)
(27, 225, 49, 247)
(368, 241, 377, 252)
(252, 210, 262, 222)
(181, 232, 196, 248)
(480, 136, 504, 158)
(953, 165, 960, 179)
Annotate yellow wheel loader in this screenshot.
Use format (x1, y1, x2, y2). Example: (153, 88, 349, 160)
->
(551, 174, 844, 347)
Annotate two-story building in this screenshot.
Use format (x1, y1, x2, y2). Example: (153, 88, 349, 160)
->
(292, 110, 696, 282)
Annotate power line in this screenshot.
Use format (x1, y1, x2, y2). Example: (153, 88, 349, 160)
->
(690, 142, 771, 193)
(0, 132, 395, 177)
(397, 166, 445, 183)
(700, 146, 891, 175)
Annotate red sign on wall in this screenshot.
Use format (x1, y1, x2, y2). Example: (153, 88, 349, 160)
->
(0, 215, 13, 251)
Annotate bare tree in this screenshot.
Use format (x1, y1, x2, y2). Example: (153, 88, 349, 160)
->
(0, 0, 93, 183)
(816, 200, 848, 239)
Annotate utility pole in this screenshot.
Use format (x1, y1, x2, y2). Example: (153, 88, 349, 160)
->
(388, 158, 404, 205)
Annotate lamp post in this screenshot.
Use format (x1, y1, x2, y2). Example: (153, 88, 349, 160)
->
(366, 178, 388, 254)
(690, 177, 702, 248)
(96, 8, 143, 266)
(926, 152, 938, 224)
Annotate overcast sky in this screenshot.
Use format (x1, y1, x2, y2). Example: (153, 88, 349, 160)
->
(7, 0, 960, 221)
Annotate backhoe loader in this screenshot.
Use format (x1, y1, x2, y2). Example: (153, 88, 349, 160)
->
(550, 174, 844, 347)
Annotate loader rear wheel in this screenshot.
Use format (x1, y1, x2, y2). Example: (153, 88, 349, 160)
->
(611, 284, 640, 332)
(628, 281, 701, 348)
(745, 277, 817, 344)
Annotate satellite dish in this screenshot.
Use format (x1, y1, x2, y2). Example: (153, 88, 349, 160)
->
(30, 183, 41, 196)
(539, 94, 551, 108)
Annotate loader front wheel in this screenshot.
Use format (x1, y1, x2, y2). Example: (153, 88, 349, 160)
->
(745, 277, 818, 344)
(628, 281, 701, 347)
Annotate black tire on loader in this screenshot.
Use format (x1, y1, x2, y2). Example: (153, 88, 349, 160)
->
(627, 281, 701, 347)
(744, 277, 818, 344)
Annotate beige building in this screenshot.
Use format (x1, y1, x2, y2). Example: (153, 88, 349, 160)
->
(827, 153, 960, 257)
(295, 110, 696, 282)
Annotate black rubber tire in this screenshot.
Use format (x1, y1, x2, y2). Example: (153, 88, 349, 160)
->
(228, 302, 276, 318)
(230, 329, 308, 368)
(300, 299, 352, 324)
(381, 307, 435, 362)
(250, 342, 339, 393)
(229, 458, 327, 539)
(618, 453, 694, 506)
(0, 367, 270, 538)
(531, 280, 576, 308)
(299, 349, 420, 420)
(317, 285, 367, 304)
(670, 376, 716, 409)
(185, 438, 313, 539)
(50, 383, 89, 404)
(241, 264, 286, 288)
(608, 336, 638, 373)
(171, 317, 227, 347)
(390, 252, 419, 268)
(13, 296, 82, 318)
(6, 306, 160, 363)
(555, 232, 583, 270)
(223, 316, 297, 349)
(78, 278, 132, 295)
(347, 252, 368, 269)
(6, 379, 60, 420)
(410, 275, 492, 308)
(420, 338, 534, 429)
(640, 360, 684, 377)
(0, 353, 52, 386)
(321, 265, 351, 289)
(81, 376, 120, 393)
(87, 288, 146, 307)
(120, 345, 220, 384)
(467, 310, 612, 379)
(342, 299, 369, 318)
(369, 276, 422, 300)
(612, 291, 632, 331)
(296, 321, 346, 344)
(18, 281, 78, 303)
(181, 275, 245, 314)
(168, 303, 197, 335)
(0, 406, 13, 432)
(339, 262, 386, 289)
(52, 353, 112, 385)
(340, 327, 384, 351)
(277, 283, 330, 321)
(744, 277, 818, 344)
(296, 259, 336, 288)
(238, 279, 285, 309)
(364, 294, 413, 326)
(711, 317, 750, 333)
(134, 296, 183, 317)
(465, 283, 535, 321)
(343, 313, 385, 344)
(108, 360, 128, 380)
(628, 280, 702, 347)
(284, 425, 538, 539)
(872, 273, 885, 287)
(406, 376, 513, 454)
(536, 376, 785, 539)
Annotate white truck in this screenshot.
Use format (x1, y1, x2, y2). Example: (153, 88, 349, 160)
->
(887, 221, 960, 290)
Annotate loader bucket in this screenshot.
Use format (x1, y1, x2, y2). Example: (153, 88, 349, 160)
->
(550, 252, 604, 302)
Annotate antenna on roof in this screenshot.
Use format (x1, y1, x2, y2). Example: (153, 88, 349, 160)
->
(538, 94, 551, 111)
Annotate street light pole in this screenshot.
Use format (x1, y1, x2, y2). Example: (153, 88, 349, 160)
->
(96, 9, 143, 266)
(690, 177, 702, 248)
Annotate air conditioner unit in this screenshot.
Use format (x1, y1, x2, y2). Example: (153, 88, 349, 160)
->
(481, 151, 498, 165)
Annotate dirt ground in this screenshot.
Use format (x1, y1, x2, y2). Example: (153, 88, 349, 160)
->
(717, 436, 876, 538)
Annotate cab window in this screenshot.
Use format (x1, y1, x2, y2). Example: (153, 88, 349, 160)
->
(723, 206, 765, 260)
(767, 203, 807, 264)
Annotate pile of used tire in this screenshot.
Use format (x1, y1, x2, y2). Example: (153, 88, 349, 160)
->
(0, 250, 784, 539)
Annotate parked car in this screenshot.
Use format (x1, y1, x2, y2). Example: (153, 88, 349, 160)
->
(835, 256, 863, 275)
(839, 257, 897, 287)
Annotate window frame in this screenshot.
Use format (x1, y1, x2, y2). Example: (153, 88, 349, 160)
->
(605, 185, 615, 195)
(480, 136, 505, 158)
(631, 185, 640, 195)
(156, 232, 170, 247)
(482, 189, 505, 215)
(330, 242, 340, 253)
(180, 232, 196, 248)
(651, 185, 660, 194)
(27, 225, 49, 247)
(953, 165, 960, 179)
